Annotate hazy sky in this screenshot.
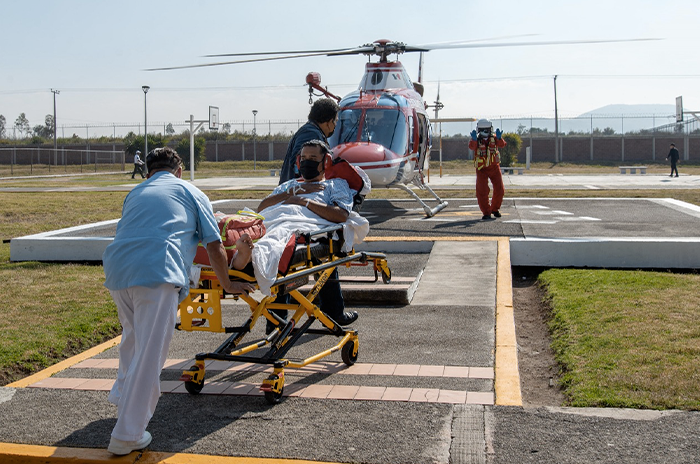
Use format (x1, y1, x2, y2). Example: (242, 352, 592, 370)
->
(2, 0, 699, 137)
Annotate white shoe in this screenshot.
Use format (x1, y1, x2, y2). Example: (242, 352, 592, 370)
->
(108, 431, 152, 455)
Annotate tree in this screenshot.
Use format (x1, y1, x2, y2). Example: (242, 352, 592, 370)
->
(15, 113, 30, 138)
(123, 133, 165, 158)
(165, 123, 175, 136)
(0, 115, 6, 139)
(176, 136, 206, 171)
(222, 122, 231, 134)
(31, 114, 54, 139)
(499, 133, 522, 167)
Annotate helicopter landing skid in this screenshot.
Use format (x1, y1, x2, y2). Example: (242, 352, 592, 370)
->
(395, 182, 448, 218)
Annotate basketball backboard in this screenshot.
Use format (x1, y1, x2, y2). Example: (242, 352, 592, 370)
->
(209, 106, 219, 130)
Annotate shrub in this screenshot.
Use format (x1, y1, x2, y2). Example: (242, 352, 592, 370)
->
(500, 133, 522, 167)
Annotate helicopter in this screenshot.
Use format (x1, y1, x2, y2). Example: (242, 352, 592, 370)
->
(148, 36, 659, 217)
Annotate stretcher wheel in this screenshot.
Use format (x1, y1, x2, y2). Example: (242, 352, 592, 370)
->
(381, 268, 391, 284)
(263, 374, 284, 405)
(184, 365, 204, 395)
(341, 340, 358, 366)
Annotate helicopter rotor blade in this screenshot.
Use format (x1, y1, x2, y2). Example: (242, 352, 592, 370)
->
(204, 47, 355, 58)
(144, 52, 333, 71)
(413, 37, 660, 52)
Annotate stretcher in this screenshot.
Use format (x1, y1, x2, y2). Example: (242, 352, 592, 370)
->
(176, 224, 391, 404)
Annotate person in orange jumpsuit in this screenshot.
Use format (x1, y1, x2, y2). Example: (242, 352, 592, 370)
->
(469, 119, 507, 220)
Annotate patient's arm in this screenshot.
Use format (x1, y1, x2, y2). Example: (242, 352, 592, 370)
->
(257, 190, 292, 212)
(304, 199, 349, 223)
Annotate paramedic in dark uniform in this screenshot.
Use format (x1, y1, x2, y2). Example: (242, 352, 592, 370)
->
(103, 147, 254, 455)
(279, 98, 339, 184)
(259, 139, 358, 328)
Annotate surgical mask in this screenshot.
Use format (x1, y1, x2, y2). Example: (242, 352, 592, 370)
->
(299, 159, 322, 179)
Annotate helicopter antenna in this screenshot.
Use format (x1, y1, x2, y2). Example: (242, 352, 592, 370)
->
(425, 81, 444, 119)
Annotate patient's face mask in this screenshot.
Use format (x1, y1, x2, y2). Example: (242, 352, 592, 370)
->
(299, 159, 322, 179)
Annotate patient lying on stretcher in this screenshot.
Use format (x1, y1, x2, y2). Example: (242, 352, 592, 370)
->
(251, 139, 367, 326)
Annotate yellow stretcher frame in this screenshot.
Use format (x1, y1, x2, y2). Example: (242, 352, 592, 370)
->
(176, 225, 391, 404)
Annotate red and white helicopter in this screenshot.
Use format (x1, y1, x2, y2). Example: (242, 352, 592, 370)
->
(149, 37, 658, 217)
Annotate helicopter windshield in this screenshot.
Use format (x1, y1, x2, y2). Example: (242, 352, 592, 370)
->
(330, 108, 408, 155)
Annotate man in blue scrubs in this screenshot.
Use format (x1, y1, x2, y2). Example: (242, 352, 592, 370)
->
(103, 147, 254, 455)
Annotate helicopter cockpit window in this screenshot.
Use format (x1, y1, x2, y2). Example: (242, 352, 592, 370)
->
(329, 109, 362, 146)
(361, 109, 408, 155)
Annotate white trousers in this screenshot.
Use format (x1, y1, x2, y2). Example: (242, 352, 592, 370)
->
(108, 284, 178, 442)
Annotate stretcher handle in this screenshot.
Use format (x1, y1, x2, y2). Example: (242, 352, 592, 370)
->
(273, 251, 366, 287)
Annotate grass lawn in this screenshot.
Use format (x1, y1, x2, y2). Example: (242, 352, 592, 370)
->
(1, 168, 700, 410)
(540, 269, 700, 411)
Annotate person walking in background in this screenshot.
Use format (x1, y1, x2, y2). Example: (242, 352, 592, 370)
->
(469, 119, 507, 220)
(667, 143, 680, 177)
(279, 98, 339, 184)
(103, 147, 254, 455)
(131, 150, 145, 179)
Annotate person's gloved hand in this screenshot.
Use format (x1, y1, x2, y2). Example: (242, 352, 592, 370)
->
(470, 130, 477, 141)
(495, 128, 503, 139)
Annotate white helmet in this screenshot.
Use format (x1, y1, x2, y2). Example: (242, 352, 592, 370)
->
(476, 119, 492, 130)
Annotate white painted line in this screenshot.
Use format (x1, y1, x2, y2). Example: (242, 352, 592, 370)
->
(534, 210, 574, 216)
(503, 220, 557, 224)
(555, 216, 602, 222)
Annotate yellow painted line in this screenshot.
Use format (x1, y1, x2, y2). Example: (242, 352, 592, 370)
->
(364, 236, 500, 242)
(494, 237, 522, 406)
(6, 336, 121, 388)
(0, 443, 342, 464)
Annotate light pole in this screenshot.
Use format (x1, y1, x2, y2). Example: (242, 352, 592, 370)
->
(51, 89, 60, 167)
(553, 75, 559, 163)
(142, 86, 150, 173)
(252, 110, 258, 170)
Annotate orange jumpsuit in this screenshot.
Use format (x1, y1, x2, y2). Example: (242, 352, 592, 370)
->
(469, 135, 507, 216)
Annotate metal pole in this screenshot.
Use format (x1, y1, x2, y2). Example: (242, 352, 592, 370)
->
(530, 116, 533, 163)
(51, 89, 60, 166)
(190, 114, 195, 181)
(553, 75, 559, 163)
(252, 110, 258, 170)
(142, 86, 150, 174)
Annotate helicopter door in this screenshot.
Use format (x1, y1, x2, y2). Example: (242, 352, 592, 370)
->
(416, 113, 430, 172)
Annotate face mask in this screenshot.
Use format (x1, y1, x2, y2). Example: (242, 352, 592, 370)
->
(478, 130, 490, 139)
(299, 159, 322, 179)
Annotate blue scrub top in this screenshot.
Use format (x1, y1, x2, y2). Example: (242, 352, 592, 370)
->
(103, 171, 221, 297)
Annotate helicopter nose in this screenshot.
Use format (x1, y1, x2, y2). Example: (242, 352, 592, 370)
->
(333, 142, 389, 163)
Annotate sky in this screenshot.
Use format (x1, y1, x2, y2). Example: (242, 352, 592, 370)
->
(2, 0, 700, 138)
